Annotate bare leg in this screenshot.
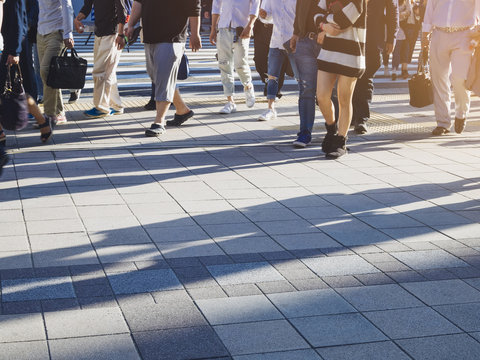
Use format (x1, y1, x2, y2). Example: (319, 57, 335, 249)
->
(316, 71, 338, 125)
(336, 75, 357, 137)
(155, 101, 171, 126)
(27, 95, 50, 136)
(172, 88, 190, 115)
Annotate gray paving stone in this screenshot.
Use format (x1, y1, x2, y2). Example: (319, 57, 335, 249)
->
(89, 228, 153, 246)
(187, 286, 228, 300)
(0, 313, 46, 342)
(157, 239, 226, 258)
(397, 334, 480, 360)
(418, 268, 458, 281)
(386, 271, 426, 283)
(76, 297, 116, 310)
(302, 255, 380, 276)
(256, 280, 296, 294)
(196, 295, 284, 325)
(0, 251, 33, 269)
(0, 341, 49, 360)
(234, 349, 321, 360)
(49, 334, 140, 360)
(45, 307, 129, 339)
(268, 289, 356, 318)
(95, 244, 163, 263)
(107, 269, 183, 294)
(290, 313, 387, 347)
(1, 276, 75, 302)
(290, 278, 329, 291)
(401, 279, 480, 305)
(317, 341, 410, 360)
(32, 247, 100, 267)
(448, 266, 480, 279)
(337, 284, 424, 311)
(322, 275, 363, 288)
(273, 233, 341, 250)
(2, 300, 42, 314)
(465, 277, 480, 290)
(260, 251, 295, 261)
(214, 320, 309, 355)
(133, 326, 228, 360)
(354, 273, 395, 286)
(256, 220, 321, 236)
(434, 303, 480, 332)
(74, 283, 113, 298)
(230, 253, 265, 263)
(364, 307, 461, 339)
(216, 236, 284, 254)
(373, 261, 411, 272)
(0, 235, 30, 252)
(121, 301, 207, 331)
(391, 250, 469, 270)
(222, 284, 263, 297)
(207, 262, 285, 285)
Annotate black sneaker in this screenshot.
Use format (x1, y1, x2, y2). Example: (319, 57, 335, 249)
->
(166, 110, 195, 126)
(68, 90, 81, 104)
(326, 135, 348, 159)
(145, 123, 166, 137)
(354, 122, 368, 134)
(144, 99, 156, 111)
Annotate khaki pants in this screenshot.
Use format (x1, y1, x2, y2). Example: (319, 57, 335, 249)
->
(430, 29, 472, 128)
(93, 35, 122, 113)
(37, 31, 64, 117)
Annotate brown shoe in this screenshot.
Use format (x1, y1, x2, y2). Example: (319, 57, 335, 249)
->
(432, 126, 450, 136)
(454, 118, 466, 134)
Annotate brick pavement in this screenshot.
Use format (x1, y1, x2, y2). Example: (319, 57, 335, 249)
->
(1, 91, 480, 359)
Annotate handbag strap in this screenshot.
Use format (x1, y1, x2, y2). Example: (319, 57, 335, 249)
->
(417, 46, 430, 76)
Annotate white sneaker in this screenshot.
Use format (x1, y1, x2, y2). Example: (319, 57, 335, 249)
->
(219, 102, 237, 114)
(258, 109, 277, 121)
(245, 86, 255, 108)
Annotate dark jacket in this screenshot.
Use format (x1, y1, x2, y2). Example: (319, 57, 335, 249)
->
(366, 0, 399, 49)
(80, 0, 127, 37)
(1, 0, 28, 56)
(293, 0, 323, 38)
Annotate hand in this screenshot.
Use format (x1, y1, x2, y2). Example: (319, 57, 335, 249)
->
(240, 25, 252, 39)
(259, 9, 267, 19)
(323, 23, 342, 36)
(6, 55, 19, 66)
(115, 35, 125, 50)
(290, 34, 299, 53)
(209, 29, 217, 45)
(204, 11, 210, 19)
(385, 42, 394, 55)
(317, 31, 326, 45)
(74, 18, 84, 33)
(421, 32, 430, 49)
(126, 26, 134, 42)
(64, 38, 74, 49)
(189, 32, 202, 52)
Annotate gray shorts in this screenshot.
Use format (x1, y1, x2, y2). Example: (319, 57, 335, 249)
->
(145, 42, 185, 102)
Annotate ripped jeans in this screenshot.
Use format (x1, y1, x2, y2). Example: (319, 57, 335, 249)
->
(294, 38, 321, 135)
(266, 47, 299, 100)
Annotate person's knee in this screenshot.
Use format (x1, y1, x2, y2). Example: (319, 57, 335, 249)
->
(299, 79, 316, 99)
(450, 75, 466, 90)
(267, 74, 278, 84)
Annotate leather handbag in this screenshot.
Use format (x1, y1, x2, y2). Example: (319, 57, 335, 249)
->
(466, 48, 480, 97)
(46, 47, 88, 90)
(177, 53, 190, 81)
(408, 47, 434, 108)
(0, 65, 29, 131)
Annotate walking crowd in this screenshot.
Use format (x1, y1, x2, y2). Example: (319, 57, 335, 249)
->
(0, 0, 479, 175)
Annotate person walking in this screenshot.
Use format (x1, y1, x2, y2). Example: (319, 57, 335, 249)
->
(391, 0, 412, 81)
(351, 0, 398, 134)
(315, 0, 367, 158)
(37, 0, 74, 125)
(209, 0, 260, 114)
(126, 0, 201, 137)
(74, 0, 127, 118)
(257, 0, 298, 122)
(423, 0, 479, 135)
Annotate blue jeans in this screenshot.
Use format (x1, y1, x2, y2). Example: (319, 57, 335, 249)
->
(266, 47, 298, 100)
(294, 38, 321, 134)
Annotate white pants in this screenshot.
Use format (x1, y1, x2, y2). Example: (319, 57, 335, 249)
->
(430, 29, 472, 128)
(217, 28, 252, 96)
(92, 35, 123, 113)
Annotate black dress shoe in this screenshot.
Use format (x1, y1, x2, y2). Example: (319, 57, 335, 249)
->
(354, 122, 368, 134)
(454, 118, 466, 134)
(166, 110, 195, 126)
(432, 126, 450, 136)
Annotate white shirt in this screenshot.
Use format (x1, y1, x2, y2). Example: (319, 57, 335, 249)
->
(423, 0, 480, 33)
(261, 0, 296, 49)
(212, 0, 261, 29)
(38, 0, 74, 39)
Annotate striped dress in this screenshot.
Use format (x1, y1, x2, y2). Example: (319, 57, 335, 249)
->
(316, 0, 367, 78)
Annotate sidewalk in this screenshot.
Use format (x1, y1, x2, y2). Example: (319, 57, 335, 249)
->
(1, 89, 480, 360)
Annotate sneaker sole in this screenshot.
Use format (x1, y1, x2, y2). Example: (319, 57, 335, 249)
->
(292, 142, 307, 148)
(219, 109, 237, 114)
(145, 130, 166, 137)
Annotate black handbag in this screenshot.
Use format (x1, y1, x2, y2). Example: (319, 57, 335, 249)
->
(408, 48, 434, 108)
(177, 53, 190, 81)
(46, 47, 88, 90)
(0, 65, 29, 131)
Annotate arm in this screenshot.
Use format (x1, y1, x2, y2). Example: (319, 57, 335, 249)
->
(126, 0, 141, 40)
(61, 0, 74, 48)
(421, 0, 434, 47)
(326, 0, 364, 30)
(209, 0, 221, 45)
(4, 0, 25, 64)
(385, 0, 399, 55)
(114, 0, 127, 50)
(187, 0, 202, 51)
(241, 0, 260, 39)
(74, 0, 92, 33)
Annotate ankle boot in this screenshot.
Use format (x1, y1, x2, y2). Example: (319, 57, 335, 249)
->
(321, 123, 338, 153)
(326, 135, 347, 159)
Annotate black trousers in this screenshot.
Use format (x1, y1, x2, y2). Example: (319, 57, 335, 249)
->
(352, 41, 382, 125)
(20, 37, 38, 101)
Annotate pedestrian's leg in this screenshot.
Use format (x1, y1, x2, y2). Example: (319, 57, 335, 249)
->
(92, 36, 111, 113)
(258, 48, 284, 121)
(172, 88, 190, 115)
(217, 28, 235, 101)
(430, 31, 453, 130)
(234, 37, 253, 89)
